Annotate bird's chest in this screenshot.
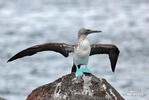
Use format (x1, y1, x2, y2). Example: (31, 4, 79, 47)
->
(75, 39, 91, 57)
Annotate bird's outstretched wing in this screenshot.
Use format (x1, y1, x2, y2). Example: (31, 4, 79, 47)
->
(7, 43, 75, 62)
(90, 44, 120, 72)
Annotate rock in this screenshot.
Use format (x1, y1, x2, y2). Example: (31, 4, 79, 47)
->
(26, 73, 125, 100)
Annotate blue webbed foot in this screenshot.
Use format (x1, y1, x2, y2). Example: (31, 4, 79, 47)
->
(82, 67, 93, 74)
(75, 68, 83, 77)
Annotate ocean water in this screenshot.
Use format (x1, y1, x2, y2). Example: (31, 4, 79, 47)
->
(0, 0, 149, 100)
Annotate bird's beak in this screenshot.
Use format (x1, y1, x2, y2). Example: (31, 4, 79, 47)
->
(89, 30, 102, 34)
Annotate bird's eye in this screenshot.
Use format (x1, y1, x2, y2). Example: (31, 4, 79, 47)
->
(86, 29, 90, 32)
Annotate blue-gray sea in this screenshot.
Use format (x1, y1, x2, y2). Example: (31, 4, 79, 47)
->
(0, 0, 149, 100)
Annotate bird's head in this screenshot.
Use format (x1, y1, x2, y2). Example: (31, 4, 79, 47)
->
(78, 28, 102, 39)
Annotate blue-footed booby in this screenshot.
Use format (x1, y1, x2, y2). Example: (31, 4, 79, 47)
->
(7, 28, 120, 77)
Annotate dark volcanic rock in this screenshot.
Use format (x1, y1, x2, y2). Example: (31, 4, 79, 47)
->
(26, 73, 124, 100)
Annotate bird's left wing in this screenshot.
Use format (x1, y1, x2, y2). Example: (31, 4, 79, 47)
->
(7, 43, 75, 62)
(90, 44, 120, 72)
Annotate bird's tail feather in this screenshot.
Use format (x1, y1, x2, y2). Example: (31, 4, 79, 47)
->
(71, 64, 81, 73)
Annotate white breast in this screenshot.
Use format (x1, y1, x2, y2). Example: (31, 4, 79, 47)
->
(73, 39, 91, 65)
(77, 39, 91, 56)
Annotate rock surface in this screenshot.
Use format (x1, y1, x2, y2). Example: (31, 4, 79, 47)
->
(26, 73, 125, 100)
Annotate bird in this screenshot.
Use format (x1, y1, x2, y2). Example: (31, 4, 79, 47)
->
(7, 28, 120, 77)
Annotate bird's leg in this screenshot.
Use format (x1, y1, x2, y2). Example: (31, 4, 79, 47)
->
(75, 65, 83, 77)
(82, 65, 93, 74)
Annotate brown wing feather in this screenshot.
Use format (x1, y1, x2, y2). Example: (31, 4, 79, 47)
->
(7, 43, 74, 62)
(90, 44, 120, 72)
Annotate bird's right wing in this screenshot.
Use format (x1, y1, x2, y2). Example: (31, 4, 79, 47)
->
(7, 43, 75, 62)
(90, 44, 120, 72)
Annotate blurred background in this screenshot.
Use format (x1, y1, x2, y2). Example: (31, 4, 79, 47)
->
(0, 0, 149, 100)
